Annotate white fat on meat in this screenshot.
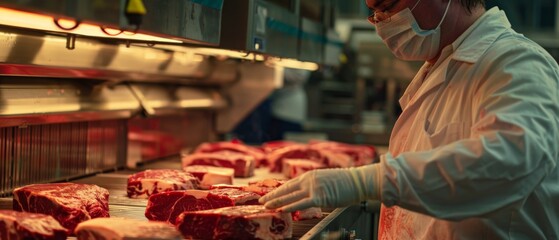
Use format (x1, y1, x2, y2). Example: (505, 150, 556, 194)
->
(183, 189, 210, 199)
(177, 205, 292, 240)
(179, 189, 259, 205)
(75, 218, 181, 240)
(136, 179, 190, 193)
(181, 151, 255, 178)
(0, 210, 68, 240)
(127, 169, 199, 199)
(282, 159, 325, 179)
(183, 165, 234, 189)
(293, 207, 323, 221)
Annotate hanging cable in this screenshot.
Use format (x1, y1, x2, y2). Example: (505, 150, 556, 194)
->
(53, 18, 81, 30)
(100, 26, 124, 36)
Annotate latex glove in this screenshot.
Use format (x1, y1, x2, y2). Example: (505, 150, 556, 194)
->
(259, 164, 381, 212)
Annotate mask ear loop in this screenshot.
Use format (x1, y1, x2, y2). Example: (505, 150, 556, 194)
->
(435, 0, 453, 29)
(411, 0, 452, 29)
(411, 0, 423, 11)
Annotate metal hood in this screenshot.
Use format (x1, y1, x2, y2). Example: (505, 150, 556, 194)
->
(219, 0, 299, 59)
(0, 0, 223, 45)
(217, 0, 341, 67)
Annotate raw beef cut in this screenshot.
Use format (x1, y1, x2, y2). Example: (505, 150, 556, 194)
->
(266, 145, 324, 172)
(211, 180, 324, 221)
(282, 159, 325, 178)
(145, 188, 261, 224)
(183, 165, 234, 189)
(209, 184, 246, 190)
(182, 151, 255, 177)
(246, 179, 323, 221)
(309, 141, 378, 166)
(127, 169, 199, 199)
(75, 218, 181, 240)
(260, 141, 301, 166)
(12, 183, 109, 233)
(194, 141, 266, 166)
(261, 141, 301, 153)
(291, 207, 323, 221)
(176, 205, 292, 240)
(209, 179, 286, 197)
(0, 210, 68, 240)
(245, 179, 287, 196)
(321, 150, 354, 168)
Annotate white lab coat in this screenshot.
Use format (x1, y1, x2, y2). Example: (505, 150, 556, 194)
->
(378, 7, 559, 239)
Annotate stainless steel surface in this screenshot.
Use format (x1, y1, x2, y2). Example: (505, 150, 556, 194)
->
(0, 120, 127, 197)
(127, 112, 216, 165)
(220, 0, 299, 58)
(0, 26, 237, 84)
(0, 77, 140, 127)
(0, 74, 139, 188)
(141, 0, 223, 45)
(0, 26, 279, 181)
(0, 198, 11, 210)
(302, 205, 375, 240)
(123, 83, 227, 164)
(129, 83, 227, 115)
(362, 200, 382, 213)
(0, 0, 222, 45)
(0, 0, 121, 27)
(128, 84, 156, 116)
(0, 74, 232, 174)
(216, 62, 280, 133)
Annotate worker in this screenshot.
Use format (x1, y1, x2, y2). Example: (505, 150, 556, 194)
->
(259, 0, 559, 239)
(269, 67, 311, 141)
(232, 68, 310, 143)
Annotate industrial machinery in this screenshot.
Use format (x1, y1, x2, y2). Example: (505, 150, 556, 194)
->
(0, 0, 377, 239)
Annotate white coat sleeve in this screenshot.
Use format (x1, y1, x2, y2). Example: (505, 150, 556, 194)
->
(378, 41, 559, 220)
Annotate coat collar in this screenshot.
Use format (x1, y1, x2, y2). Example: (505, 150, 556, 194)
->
(451, 7, 512, 63)
(399, 7, 513, 109)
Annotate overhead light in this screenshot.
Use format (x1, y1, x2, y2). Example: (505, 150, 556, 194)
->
(96, 29, 320, 71)
(266, 57, 319, 71)
(197, 47, 320, 71)
(0, 7, 182, 43)
(147, 45, 268, 62)
(196, 48, 319, 71)
(192, 48, 266, 61)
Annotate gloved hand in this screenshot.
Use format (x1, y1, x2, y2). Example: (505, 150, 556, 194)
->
(259, 164, 381, 212)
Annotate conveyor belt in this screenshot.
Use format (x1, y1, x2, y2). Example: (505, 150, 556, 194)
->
(72, 158, 331, 239)
(0, 157, 378, 239)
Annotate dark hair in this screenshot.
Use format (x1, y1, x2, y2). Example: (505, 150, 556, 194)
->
(459, 0, 485, 13)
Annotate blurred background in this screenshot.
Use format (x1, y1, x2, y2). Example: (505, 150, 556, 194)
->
(233, 0, 559, 147)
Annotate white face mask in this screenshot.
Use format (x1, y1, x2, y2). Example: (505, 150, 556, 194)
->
(375, 0, 452, 61)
